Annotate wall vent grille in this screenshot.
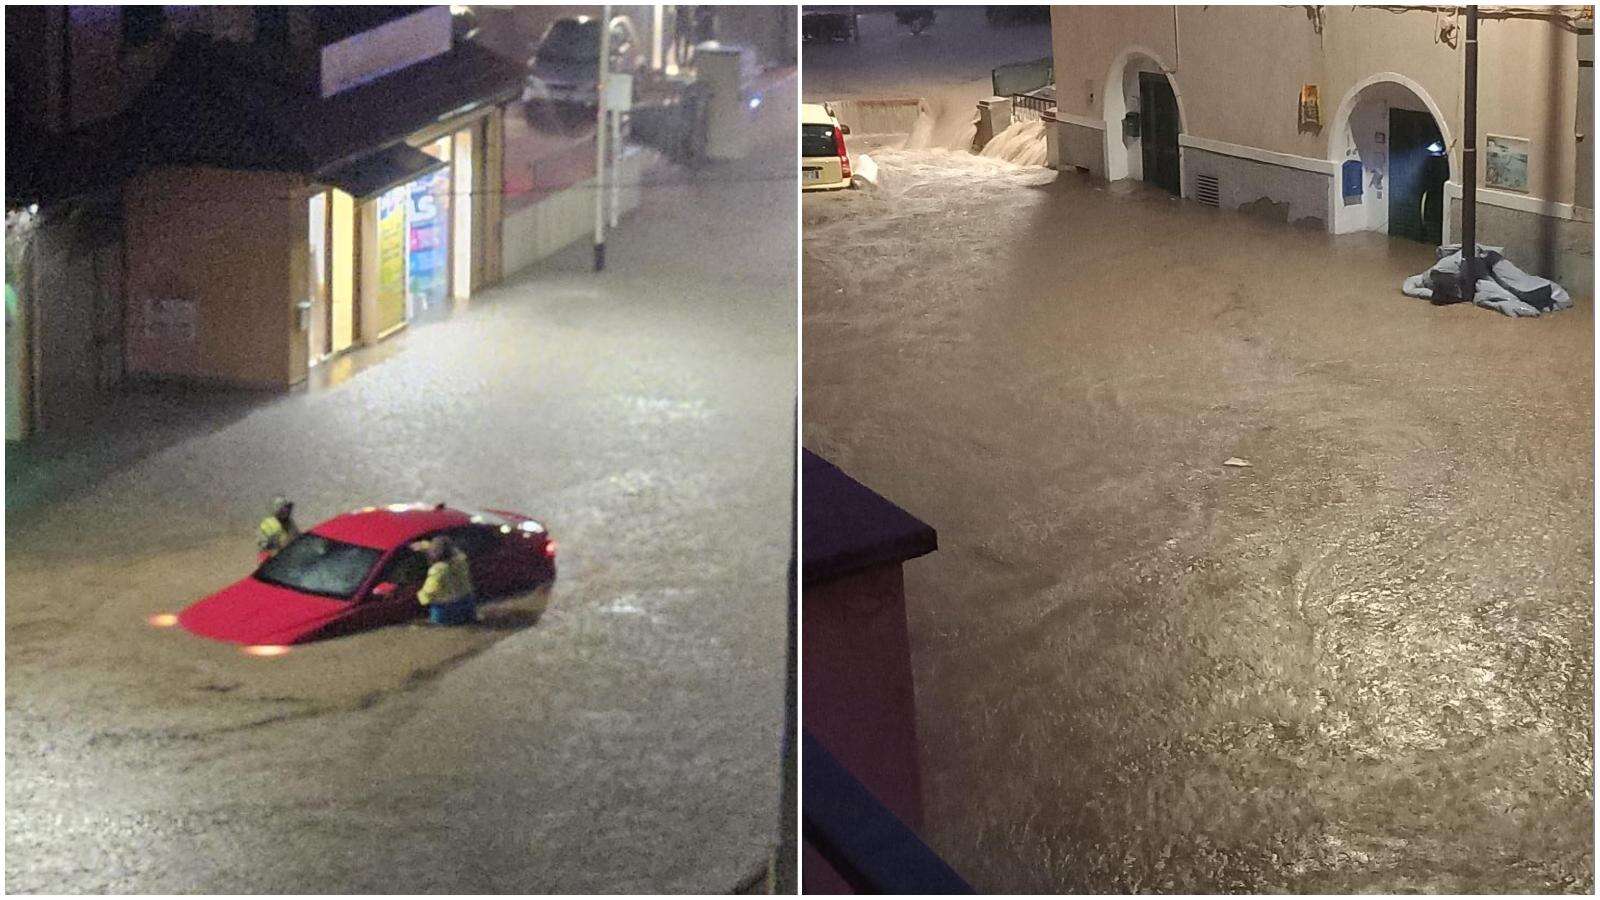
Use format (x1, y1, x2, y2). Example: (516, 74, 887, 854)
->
(1195, 174, 1222, 208)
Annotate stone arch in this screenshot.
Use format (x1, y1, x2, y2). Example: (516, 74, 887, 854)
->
(1327, 73, 1453, 235)
(1101, 46, 1188, 184)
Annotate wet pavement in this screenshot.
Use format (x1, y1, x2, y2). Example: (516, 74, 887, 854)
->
(6, 75, 796, 893)
(803, 149, 1593, 892)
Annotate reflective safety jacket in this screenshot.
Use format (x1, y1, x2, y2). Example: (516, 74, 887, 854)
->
(418, 552, 474, 606)
(258, 516, 298, 555)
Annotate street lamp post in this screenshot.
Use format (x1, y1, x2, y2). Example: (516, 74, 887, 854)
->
(594, 5, 612, 273)
(1459, 5, 1480, 297)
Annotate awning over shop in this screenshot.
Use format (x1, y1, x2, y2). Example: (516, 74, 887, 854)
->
(99, 37, 524, 188)
(318, 143, 449, 201)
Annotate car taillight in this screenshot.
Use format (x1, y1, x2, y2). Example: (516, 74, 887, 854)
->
(835, 126, 851, 180)
(544, 540, 558, 558)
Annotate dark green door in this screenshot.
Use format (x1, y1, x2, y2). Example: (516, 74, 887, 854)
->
(1388, 108, 1448, 244)
(1139, 72, 1181, 196)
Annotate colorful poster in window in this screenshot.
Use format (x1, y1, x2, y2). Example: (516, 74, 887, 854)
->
(408, 167, 451, 314)
(376, 185, 408, 334)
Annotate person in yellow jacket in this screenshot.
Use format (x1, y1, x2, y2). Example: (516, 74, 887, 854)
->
(257, 496, 299, 561)
(416, 536, 477, 625)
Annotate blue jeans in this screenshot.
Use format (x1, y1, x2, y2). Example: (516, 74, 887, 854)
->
(428, 595, 477, 626)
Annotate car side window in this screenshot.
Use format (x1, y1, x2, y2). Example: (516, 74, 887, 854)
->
(445, 526, 499, 562)
(379, 549, 431, 587)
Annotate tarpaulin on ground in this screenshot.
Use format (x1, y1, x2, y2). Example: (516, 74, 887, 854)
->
(1401, 243, 1573, 318)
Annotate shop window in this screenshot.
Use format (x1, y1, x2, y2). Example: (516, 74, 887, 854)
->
(408, 138, 453, 318)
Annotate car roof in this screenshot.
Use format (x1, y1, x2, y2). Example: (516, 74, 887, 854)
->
(311, 503, 477, 550)
(801, 103, 837, 126)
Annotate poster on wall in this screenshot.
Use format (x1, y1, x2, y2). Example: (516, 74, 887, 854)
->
(376, 186, 408, 333)
(143, 296, 197, 342)
(1485, 134, 1530, 192)
(1298, 84, 1321, 130)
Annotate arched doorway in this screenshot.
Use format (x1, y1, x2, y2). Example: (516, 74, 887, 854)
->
(1328, 75, 1453, 242)
(1103, 48, 1184, 194)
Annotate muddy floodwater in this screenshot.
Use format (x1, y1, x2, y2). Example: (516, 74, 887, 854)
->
(803, 149, 1593, 892)
(6, 79, 796, 893)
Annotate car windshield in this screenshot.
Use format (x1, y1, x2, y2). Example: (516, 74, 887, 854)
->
(802, 124, 839, 158)
(540, 19, 601, 63)
(255, 534, 382, 600)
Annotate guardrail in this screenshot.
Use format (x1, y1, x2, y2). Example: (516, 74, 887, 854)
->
(1011, 85, 1057, 123)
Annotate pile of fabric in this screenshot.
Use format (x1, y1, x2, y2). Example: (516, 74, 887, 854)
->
(1401, 244, 1573, 318)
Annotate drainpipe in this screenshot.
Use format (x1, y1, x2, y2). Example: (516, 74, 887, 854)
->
(1459, 5, 1479, 296)
(593, 4, 612, 273)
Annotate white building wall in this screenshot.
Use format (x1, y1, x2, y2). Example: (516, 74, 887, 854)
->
(1048, 5, 1593, 287)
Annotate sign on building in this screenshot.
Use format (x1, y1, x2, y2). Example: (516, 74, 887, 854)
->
(320, 7, 452, 99)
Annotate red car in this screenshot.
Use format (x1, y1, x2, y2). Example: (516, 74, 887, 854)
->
(179, 503, 556, 646)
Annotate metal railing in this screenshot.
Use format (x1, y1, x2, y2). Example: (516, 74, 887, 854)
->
(1011, 85, 1057, 123)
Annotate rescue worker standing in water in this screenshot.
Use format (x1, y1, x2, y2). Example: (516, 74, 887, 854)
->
(416, 536, 477, 625)
(257, 496, 299, 561)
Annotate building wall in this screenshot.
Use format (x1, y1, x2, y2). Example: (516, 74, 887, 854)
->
(12, 198, 125, 434)
(1449, 196, 1596, 297)
(1183, 147, 1329, 227)
(1054, 6, 1588, 200)
(1049, 4, 1176, 122)
(802, 562, 925, 833)
(1049, 5, 1593, 287)
(6, 6, 69, 134)
(124, 167, 300, 388)
(500, 149, 652, 277)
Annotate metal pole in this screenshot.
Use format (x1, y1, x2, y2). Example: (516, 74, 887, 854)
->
(1459, 5, 1479, 296)
(652, 4, 664, 71)
(594, 4, 612, 272)
(610, 102, 622, 228)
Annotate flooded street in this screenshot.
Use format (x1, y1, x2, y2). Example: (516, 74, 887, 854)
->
(6, 78, 796, 893)
(803, 148, 1593, 892)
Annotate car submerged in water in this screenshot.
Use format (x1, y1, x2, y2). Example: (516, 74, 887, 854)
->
(178, 503, 556, 647)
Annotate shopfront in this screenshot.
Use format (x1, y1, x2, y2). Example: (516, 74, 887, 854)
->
(304, 116, 491, 369)
(119, 32, 518, 392)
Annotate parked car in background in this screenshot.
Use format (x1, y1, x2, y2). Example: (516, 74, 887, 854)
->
(802, 11, 858, 43)
(523, 14, 641, 122)
(893, 7, 937, 34)
(801, 102, 852, 192)
(985, 6, 1052, 25)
